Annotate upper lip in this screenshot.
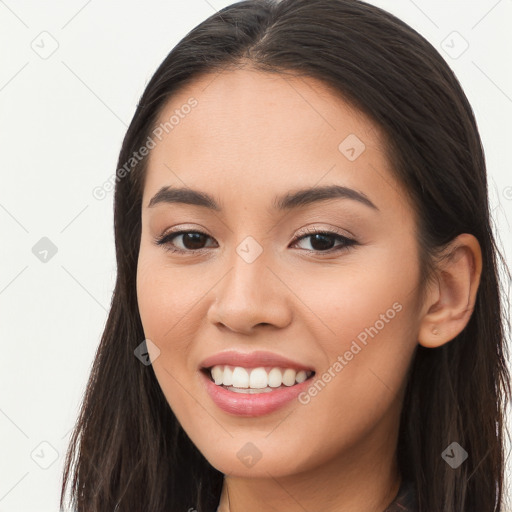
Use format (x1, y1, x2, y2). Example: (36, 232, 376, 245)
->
(199, 350, 315, 372)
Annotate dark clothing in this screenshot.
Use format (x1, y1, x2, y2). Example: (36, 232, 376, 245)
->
(384, 479, 418, 512)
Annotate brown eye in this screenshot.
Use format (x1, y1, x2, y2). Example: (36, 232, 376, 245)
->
(292, 230, 357, 253)
(177, 232, 210, 250)
(304, 233, 337, 251)
(155, 230, 217, 254)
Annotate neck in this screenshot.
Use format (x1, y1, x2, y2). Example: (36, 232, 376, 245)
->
(216, 440, 401, 512)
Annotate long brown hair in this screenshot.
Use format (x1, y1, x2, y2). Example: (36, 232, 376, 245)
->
(60, 1, 511, 510)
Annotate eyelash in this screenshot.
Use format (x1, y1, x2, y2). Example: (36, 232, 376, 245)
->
(153, 227, 358, 256)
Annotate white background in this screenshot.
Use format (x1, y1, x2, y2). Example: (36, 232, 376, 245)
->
(0, 0, 511, 510)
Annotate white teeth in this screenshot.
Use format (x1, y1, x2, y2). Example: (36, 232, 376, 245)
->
(208, 365, 313, 389)
(249, 367, 268, 389)
(232, 367, 250, 388)
(282, 368, 296, 386)
(295, 370, 307, 383)
(223, 366, 233, 386)
(211, 366, 224, 385)
(225, 386, 274, 394)
(268, 367, 282, 388)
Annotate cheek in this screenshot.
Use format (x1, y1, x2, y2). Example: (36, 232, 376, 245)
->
(295, 302, 416, 465)
(299, 248, 419, 410)
(136, 253, 211, 345)
(304, 250, 417, 342)
(136, 255, 202, 416)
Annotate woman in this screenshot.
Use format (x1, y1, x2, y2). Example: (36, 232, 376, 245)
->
(60, 0, 511, 510)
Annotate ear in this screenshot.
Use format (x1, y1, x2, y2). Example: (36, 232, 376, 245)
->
(418, 233, 482, 348)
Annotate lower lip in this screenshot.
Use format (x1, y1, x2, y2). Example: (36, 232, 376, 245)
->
(199, 369, 314, 417)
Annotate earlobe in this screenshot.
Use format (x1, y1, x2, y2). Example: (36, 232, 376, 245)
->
(417, 233, 482, 349)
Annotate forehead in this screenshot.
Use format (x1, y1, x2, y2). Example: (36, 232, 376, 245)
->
(141, 67, 401, 215)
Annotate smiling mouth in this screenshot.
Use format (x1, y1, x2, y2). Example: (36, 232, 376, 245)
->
(200, 366, 316, 392)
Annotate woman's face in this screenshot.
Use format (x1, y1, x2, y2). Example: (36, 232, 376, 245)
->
(136, 67, 423, 478)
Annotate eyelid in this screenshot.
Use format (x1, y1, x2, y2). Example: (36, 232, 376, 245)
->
(158, 223, 354, 241)
(294, 224, 355, 240)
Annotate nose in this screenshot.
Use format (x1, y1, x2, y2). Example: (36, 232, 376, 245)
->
(207, 251, 292, 335)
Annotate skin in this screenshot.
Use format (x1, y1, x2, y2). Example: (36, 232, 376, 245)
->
(136, 66, 482, 512)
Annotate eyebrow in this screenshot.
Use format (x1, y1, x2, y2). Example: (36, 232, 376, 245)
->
(147, 184, 379, 212)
